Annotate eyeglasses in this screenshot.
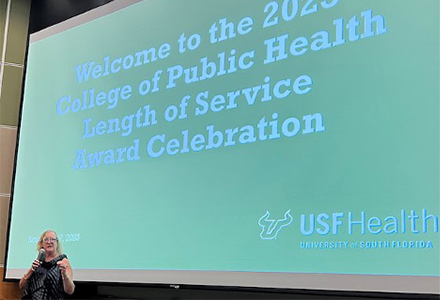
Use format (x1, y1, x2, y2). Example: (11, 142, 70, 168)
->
(43, 238, 58, 243)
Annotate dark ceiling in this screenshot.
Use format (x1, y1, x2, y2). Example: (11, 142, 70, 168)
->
(29, 0, 115, 34)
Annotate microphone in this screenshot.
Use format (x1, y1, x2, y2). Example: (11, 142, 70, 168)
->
(37, 248, 45, 263)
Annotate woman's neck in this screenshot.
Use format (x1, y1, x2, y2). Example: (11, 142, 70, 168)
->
(45, 251, 58, 261)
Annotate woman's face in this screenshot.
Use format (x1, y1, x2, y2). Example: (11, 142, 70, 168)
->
(42, 231, 58, 254)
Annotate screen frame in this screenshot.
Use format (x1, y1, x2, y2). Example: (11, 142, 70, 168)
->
(3, 0, 439, 297)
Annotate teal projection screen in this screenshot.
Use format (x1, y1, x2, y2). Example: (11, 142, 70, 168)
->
(5, 0, 440, 294)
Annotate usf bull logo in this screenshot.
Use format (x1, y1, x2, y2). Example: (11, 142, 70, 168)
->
(258, 210, 293, 240)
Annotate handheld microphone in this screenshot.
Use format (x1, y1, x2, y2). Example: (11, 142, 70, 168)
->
(37, 248, 45, 262)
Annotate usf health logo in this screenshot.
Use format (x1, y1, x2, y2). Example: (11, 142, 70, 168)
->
(258, 210, 293, 240)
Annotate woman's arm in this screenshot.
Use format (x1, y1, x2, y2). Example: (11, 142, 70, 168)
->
(19, 260, 40, 289)
(58, 258, 75, 295)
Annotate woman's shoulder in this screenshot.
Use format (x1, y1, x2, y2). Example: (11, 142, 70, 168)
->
(52, 254, 68, 263)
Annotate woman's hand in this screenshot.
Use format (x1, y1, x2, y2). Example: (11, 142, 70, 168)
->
(31, 259, 40, 271)
(57, 260, 69, 276)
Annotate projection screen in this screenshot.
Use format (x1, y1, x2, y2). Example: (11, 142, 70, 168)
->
(5, 0, 440, 294)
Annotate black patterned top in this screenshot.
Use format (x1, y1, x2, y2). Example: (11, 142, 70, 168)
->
(22, 254, 68, 300)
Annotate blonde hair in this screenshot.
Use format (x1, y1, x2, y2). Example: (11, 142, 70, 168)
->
(37, 230, 63, 255)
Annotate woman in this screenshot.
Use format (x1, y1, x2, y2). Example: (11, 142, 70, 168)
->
(19, 230, 75, 299)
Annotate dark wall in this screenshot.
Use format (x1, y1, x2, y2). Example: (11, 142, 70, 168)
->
(73, 284, 439, 300)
